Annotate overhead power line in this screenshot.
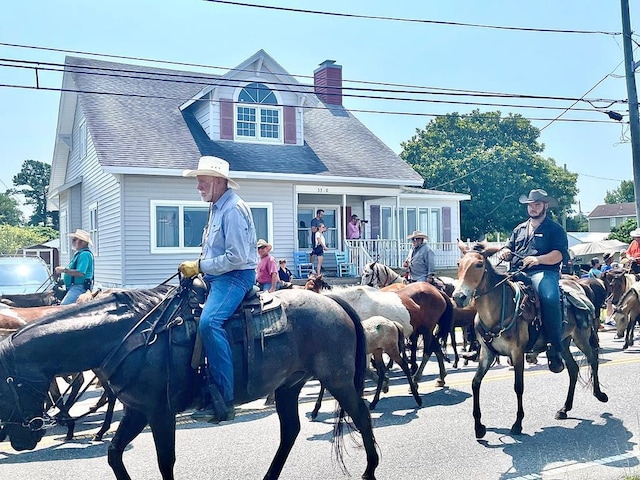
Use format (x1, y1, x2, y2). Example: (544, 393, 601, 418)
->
(0, 82, 619, 125)
(0, 42, 624, 105)
(0, 57, 627, 119)
(204, 0, 621, 36)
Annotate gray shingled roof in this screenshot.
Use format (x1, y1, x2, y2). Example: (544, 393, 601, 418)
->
(587, 202, 636, 218)
(66, 56, 423, 184)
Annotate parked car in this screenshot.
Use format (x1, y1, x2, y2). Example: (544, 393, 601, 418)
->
(0, 256, 52, 295)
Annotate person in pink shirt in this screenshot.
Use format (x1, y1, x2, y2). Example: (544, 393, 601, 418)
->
(256, 239, 279, 292)
(347, 214, 361, 239)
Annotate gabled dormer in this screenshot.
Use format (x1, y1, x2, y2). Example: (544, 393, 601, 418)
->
(181, 49, 312, 146)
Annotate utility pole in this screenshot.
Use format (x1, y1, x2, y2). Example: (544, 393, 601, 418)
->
(621, 0, 640, 225)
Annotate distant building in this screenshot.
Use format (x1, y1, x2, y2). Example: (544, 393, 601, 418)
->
(587, 202, 636, 232)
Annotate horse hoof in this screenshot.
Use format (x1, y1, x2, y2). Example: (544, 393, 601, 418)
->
(435, 379, 446, 388)
(595, 392, 609, 403)
(555, 411, 568, 420)
(475, 425, 487, 439)
(382, 385, 389, 394)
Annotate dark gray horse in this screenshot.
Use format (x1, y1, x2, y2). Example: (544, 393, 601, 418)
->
(0, 282, 378, 479)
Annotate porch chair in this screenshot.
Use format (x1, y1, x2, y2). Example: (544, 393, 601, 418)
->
(294, 251, 315, 278)
(334, 251, 357, 277)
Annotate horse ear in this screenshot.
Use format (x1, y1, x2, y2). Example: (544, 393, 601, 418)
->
(457, 239, 469, 254)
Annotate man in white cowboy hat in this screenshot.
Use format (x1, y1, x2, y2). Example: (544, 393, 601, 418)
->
(497, 188, 569, 374)
(256, 238, 279, 292)
(403, 230, 435, 282)
(178, 155, 258, 423)
(54, 229, 94, 305)
(626, 228, 640, 274)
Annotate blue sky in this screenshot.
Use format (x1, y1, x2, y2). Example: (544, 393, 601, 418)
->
(1, 0, 638, 216)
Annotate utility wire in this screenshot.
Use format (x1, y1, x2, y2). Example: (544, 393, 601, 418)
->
(0, 58, 626, 116)
(0, 42, 625, 106)
(205, 0, 621, 36)
(0, 82, 619, 124)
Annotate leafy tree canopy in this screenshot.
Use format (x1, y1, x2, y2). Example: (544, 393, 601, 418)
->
(400, 110, 578, 239)
(0, 192, 24, 226)
(608, 218, 637, 243)
(566, 213, 589, 232)
(604, 180, 635, 204)
(10, 159, 59, 228)
(0, 225, 58, 255)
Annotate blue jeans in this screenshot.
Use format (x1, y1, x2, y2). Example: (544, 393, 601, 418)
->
(529, 270, 563, 349)
(201, 269, 256, 403)
(60, 284, 87, 305)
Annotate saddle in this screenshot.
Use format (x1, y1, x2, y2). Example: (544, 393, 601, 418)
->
(189, 277, 288, 399)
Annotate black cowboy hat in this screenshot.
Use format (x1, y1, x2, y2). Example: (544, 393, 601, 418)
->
(518, 189, 558, 207)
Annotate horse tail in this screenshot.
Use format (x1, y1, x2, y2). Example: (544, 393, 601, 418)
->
(325, 294, 366, 393)
(436, 292, 455, 344)
(325, 294, 369, 475)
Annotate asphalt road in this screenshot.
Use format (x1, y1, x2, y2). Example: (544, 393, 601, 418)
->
(2, 326, 640, 480)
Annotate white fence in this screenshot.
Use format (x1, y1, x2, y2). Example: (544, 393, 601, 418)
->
(345, 239, 507, 275)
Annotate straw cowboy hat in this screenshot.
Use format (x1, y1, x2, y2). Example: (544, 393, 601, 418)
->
(407, 230, 428, 240)
(182, 156, 239, 189)
(68, 229, 93, 246)
(257, 239, 273, 252)
(518, 189, 558, 207)
(630, 228, 640, 238)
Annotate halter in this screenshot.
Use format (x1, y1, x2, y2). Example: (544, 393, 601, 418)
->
(362, 263, 401, 288)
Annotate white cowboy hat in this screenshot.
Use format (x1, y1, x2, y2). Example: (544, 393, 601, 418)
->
(407, 230, 428, 240)
(257, 239, 273, 252)
(630, 228, 640, 237)
(182, 156, 239, 189)
(518, 189, 558, 207)
(68, 229, 93, 246)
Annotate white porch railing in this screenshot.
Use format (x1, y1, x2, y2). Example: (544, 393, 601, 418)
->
(345, 240, 507, 275)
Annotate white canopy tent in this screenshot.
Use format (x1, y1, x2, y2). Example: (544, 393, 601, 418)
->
(568, 240, 629, 261)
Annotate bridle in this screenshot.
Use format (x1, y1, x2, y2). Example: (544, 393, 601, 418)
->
(0, 340, 54, 432)
(362, 263, 401, 288)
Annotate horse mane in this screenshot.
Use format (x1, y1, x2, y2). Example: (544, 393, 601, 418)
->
(12, 285, 177, 339)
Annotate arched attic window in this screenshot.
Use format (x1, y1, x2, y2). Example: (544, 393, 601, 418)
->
(235, 82, 282, 143)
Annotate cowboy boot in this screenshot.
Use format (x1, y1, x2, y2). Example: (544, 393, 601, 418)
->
(191, 381, 235, 423)
(546, 343, 564, 373)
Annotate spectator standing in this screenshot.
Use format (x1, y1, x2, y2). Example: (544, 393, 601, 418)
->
(310, 209, 324, 248)
(346, 214, 361, 239)
(313, 223, 328, 274)
(256, 239, 279, 292)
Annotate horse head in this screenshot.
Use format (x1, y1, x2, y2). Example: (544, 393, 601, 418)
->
(304, 274, 332, 293)
(0, 349, 49, 451)
(453, 242, 501, 308)
(360, 262, 377, 287)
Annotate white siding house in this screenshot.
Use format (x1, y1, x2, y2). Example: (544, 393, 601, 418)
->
(48, 50, 469, 288)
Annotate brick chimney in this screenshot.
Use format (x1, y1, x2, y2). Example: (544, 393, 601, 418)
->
(314, 60, 342, 106)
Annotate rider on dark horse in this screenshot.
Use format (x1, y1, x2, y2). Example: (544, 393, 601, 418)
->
(178, 156, 259, 423)
(497, 189, 569, 374)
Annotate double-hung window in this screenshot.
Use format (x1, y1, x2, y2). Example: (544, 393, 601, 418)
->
(236, 83, 282, 143)
(151, 201, 209, 253)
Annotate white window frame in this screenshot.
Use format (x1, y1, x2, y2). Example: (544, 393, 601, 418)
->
(248, 202, 274, 244)
(150, 200, 209, 254)
(60, 209, 68, 255)
(89, 202, 99, 255)
(235, 104, 283, 144)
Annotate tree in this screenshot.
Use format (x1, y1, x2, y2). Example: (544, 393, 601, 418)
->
(0, 192, 24, 226)
(604, 180, 635, 204)
(0, 225, 57, 255)
(400, 110, 578, 239)
(566, 213, 588, 232)
(608, 218, 637, 243)
(10, 159, 59, 228)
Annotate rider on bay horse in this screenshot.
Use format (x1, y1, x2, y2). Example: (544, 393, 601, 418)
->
(496, 189, 569, 374)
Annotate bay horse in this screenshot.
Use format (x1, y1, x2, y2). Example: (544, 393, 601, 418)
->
(453, 242, 608, 439)
(602, 269, 637, 308)
(0, 281, 379, 480)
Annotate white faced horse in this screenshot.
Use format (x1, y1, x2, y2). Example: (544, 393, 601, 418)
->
(361, 262, 406, 288)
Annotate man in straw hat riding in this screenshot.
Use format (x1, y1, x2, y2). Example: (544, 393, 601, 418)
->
(403, 230, 435, 282)
(54, 229, 94, 305)
(497, 188, 569, 374)
(178, 156, 258, 423)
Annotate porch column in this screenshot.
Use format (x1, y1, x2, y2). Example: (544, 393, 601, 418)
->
(342, 193, 347, 251)
(396, 194, 401, 267)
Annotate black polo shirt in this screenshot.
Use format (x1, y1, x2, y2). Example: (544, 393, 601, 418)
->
(506, 215, 569, 272)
